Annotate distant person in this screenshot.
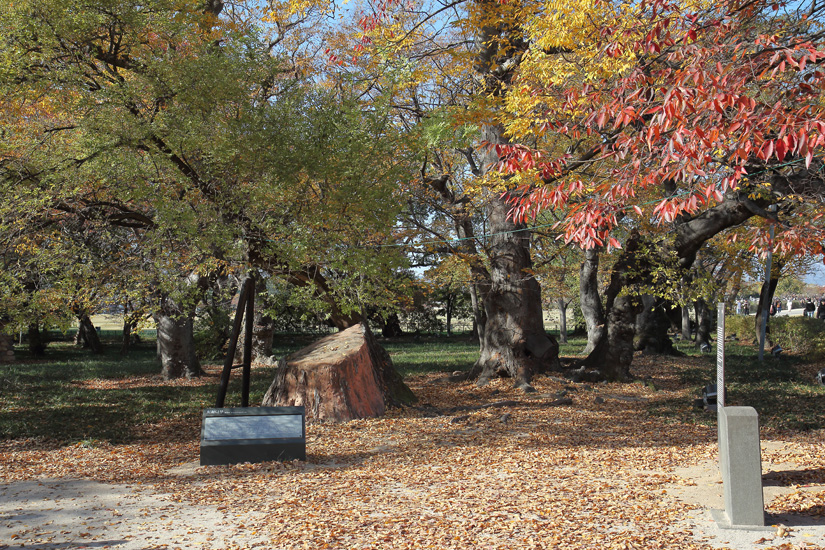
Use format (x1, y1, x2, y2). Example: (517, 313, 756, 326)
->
(806, 298, 816, 318)
(818, 299, 825, 320)
(787, 298, 793, 312)
(743, 301, 750, 315)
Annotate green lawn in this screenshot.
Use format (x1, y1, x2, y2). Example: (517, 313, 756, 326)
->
(2, 333, 822, 446)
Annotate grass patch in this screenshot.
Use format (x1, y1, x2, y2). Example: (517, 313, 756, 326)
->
(3, 333, 822, 446)
(647, 341, 825, 433)
(0, 341, 278, 445)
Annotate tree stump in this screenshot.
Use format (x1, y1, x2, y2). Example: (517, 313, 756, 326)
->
(261, 324, 415, 421)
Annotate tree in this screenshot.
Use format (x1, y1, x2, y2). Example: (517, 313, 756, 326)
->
(495, 0, 825, 378)
(1, 0, 414, 376)
(323, 0, 564, 389)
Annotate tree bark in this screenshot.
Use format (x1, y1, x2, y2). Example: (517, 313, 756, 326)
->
(235, 277, 277, 364)
(468, 192, 560, 390)
(579, 247, 605, 355)
(681, 305, 692, 341)
(76, 315, 102, 354)
(695, 299, 712, 350)
(556, 297, 568, 344)
(155, 306, 201, 380)
(27, 323, 46, 356)
(469, 282, 485, 341)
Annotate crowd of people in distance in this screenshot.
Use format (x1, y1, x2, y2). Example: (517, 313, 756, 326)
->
(734, 296, 825, 319)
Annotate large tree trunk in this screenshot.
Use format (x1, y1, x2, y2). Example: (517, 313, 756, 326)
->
(235, 277, 277, 364)
(155, 296, 202, 380)
(634, 295, 681, 355)
(580, 247, 605, 355)
(76, 315, 102, 354)
(582, 194, 768, 380)
(469, 193, 560, 390)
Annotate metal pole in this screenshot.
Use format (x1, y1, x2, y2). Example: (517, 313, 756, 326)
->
(241, 278, 255, 408)
(216, 277, 253, 408)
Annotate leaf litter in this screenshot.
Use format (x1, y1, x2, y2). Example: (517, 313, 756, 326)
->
(1, 355, 823, 550)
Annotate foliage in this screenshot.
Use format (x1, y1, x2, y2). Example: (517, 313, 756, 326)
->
(0, 0, 416, 331)
(768, 316, 825, 359)
(724, 313, 759, 343)
(503, 0, 825, 259)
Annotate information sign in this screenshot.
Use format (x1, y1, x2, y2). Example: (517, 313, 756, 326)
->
(200, 406, 306, 466)
(717, 303, 725, 408)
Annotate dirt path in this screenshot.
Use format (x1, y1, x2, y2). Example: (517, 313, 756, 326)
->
(0, 476, 268, 550)
(664, 440, 825, 550)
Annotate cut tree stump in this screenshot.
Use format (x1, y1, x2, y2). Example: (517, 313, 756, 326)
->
(261, 324, 415, 421)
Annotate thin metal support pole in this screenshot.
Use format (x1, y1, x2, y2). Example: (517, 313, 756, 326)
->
(241, 278, 255, 407)
(216, 277, 253, 408)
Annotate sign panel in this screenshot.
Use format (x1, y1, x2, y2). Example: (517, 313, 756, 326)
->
(717, 303, 725, 408)
(200, 406, 306, 466)
(203, 414, 303, 441)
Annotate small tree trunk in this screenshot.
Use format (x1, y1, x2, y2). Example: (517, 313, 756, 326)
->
(27, 323, 46, 356)
(681, 305, 692, 341)
(754, 275, 780, 343)
(445, 294, 454, 336)
(121, 318, 134, 355)
(469, 280, 486, 343)
(580, 247, 605, 355)
(557, 297, 568, 344)
(76, 315, 102, 354)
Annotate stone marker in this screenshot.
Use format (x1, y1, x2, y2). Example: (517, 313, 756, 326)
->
(712, 406, 768, 529)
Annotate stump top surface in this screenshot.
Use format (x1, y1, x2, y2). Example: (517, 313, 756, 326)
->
(286, 325, 366, 367)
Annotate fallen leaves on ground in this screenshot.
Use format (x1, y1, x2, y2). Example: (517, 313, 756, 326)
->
(1, 355, 823, 550)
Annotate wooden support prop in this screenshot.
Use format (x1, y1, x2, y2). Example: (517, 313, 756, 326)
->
(216, 277, 255, 408)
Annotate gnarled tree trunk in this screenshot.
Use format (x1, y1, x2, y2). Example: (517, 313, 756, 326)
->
(468, 191, 559, 390)
(155, 303, 201, 380)
(634, 295, 681, 355)
(75, 315, 102, 354)
(581, 194, 769, 380)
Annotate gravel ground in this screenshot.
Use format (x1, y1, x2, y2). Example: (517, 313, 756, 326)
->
(2, 452, 823, 550)
(666, 441, 825, 550)
(0, 476, 269, 550)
